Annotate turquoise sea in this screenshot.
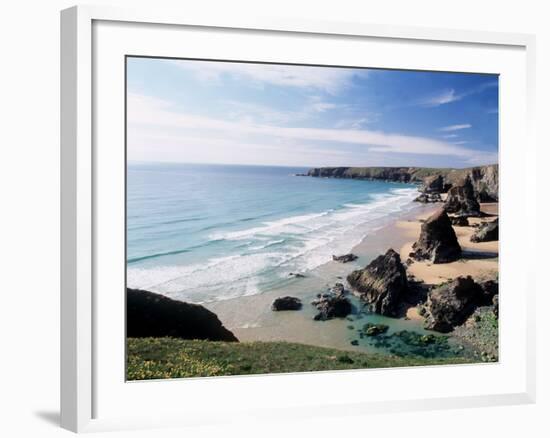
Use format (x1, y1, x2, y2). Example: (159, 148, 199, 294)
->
(126, 162, 420, 303)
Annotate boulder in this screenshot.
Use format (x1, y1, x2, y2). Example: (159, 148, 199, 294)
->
(332, 253, 358, 263)
(362, 323, 389, 336)
(127, 288, 238, 342)
(450, 216, 469, 227)
(271, 296, 303, 311)
(313, 294, 352, 321)
(470, 218, 498, 242)
(413, 193, 442, 203)
(410, 209, 461, 264)
(479, 279, 499, 305)
(422, 276, 484, 333)
(444, 176, 481, 217)
(330, 282, 346, 296)
(347, 249, 409, 317)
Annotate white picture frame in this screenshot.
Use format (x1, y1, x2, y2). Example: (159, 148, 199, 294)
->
(60, 4, 537, 433)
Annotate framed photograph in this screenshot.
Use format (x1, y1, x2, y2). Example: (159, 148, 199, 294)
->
(61, 5, 536, 433)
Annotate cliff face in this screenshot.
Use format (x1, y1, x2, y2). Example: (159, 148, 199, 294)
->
(127, 288, 238, 342)
(306, 164, 498, 201)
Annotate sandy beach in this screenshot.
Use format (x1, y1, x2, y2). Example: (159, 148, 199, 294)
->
(204, 200, 499, 355)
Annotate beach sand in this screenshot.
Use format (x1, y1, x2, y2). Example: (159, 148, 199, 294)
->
(398, 203, 498, 286)
(205, 202, 499, 354)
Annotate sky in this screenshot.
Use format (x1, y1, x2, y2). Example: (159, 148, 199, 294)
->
(127, 57, 498, 168)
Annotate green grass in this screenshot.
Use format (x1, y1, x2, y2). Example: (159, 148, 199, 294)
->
(127, 337, 475, 380)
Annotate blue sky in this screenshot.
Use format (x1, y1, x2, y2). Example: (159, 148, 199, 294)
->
(127, 57, 498, 168)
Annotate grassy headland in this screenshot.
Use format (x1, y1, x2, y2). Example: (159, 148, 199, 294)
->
(127, 337, 474, 380)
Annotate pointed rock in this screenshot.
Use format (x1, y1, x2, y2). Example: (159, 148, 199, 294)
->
(411, 208, 461, 264)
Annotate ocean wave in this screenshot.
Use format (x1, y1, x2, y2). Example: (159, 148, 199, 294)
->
(128, 187, 419, 302)
(209, 211, 331, 241)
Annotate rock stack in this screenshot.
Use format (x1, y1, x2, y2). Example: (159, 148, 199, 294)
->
(410, 208, 462, 263)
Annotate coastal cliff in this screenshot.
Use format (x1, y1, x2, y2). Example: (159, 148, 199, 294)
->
(304, 164, 498, 201)
(127, 288, 238, 342)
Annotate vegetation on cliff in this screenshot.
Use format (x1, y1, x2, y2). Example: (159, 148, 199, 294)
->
(127, 337, 474, 380)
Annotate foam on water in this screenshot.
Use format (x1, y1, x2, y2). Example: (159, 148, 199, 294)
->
(127, 186, 419, 303)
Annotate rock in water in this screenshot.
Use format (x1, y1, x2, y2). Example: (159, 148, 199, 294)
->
(127, 288, 238, 342)
(332, 253, 358, 263)
(362, 323, 389, 336)
(444, 176, 481, 217)
(271, 296, 303, 311)
(410, 208, 461, 264)
(313, 295, 352, 321)
(470, 218, 498, 242)
(423, 276, 484, 333)
(347, 249, 409, 317)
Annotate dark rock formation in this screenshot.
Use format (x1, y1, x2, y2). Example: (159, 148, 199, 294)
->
(347, 249, 409, 317)
(330, 282, 346, 295)
(479, 279, 499, 306)
(444, 176, 481, 217)
(127, 288, 238, 342)
(306, 164, 498, 201)
(423, 276, 484, 333)
(271, 296, 302, 311)
(471, 218, 498, 242)
(422, 174, 445, 193)
(332, 253, 358, 263)
(288, 272, 306, 278)
(450, 216, 469, 226)
(410, 209, 461, 264)
(312, 294, 352, 321)
(307, 166, 426, 183)
(467, 164, 499, 202)
(362, 323, 389, 336)
(414, 193, 442, 203)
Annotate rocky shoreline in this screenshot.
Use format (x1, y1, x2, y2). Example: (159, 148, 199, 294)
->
(270, 167, 499, 361)
(128, 166, 499, 367)
(301, 164, 498, 202)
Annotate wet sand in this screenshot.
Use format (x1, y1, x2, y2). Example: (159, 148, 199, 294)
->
(205, 203, 441, 353)
(205, 202, 498, 354)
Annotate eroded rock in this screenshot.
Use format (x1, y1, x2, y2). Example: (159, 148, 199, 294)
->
(470, 218, 498, 242)
(410, 209, 461, 264)
(444, 176, 481, 217)
(271, 296, 302, 311)
(347, 249, 409, 317)
(422, 276, 484, 333)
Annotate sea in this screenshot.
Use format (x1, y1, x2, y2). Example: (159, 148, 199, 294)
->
(126, 162, 420, 304)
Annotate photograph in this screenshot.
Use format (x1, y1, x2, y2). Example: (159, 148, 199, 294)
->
(125, 57, 499, 380)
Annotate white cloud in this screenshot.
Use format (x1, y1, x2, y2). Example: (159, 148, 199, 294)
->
(128, 93, 493, 166)
(311, 102, 339, 112)
(415, 80, 498, 108)
(439, 124, 472, 132)
(171, 60, 360, 95)
(221, 100, 307, 124)
(418, 89, 460, 107)
(442, 134, 458, 138)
